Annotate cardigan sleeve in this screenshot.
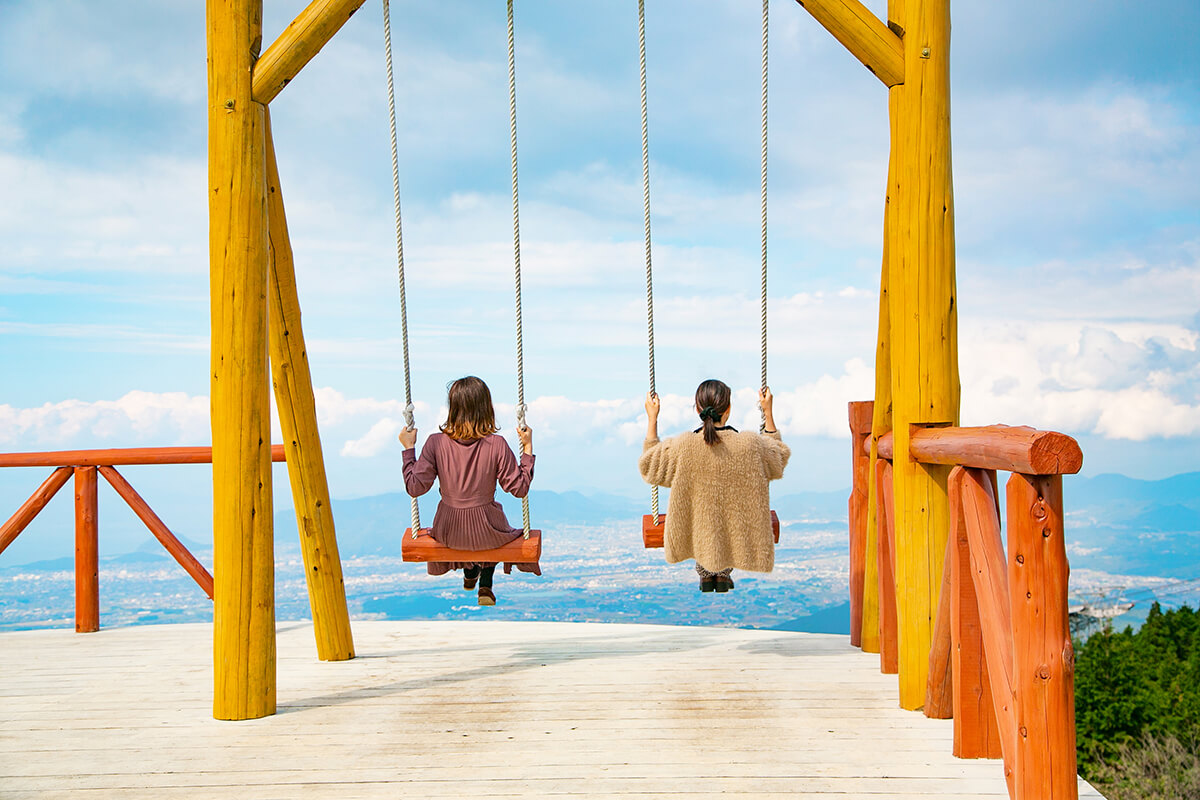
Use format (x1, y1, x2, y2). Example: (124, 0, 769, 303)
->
(638, 436, 677, 488)
(402, 438, 438, 497)
(759, 431, 791, 481)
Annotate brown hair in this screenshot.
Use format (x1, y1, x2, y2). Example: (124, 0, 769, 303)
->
(440, 376, 499, 441)
(695, 379, 731, 446)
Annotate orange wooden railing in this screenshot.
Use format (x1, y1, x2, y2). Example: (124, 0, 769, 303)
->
(847, 402, 1083, 800)
(0, 446, 286, 633)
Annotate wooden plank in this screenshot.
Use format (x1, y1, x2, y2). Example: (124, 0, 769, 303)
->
(0, 467, 72, 555)
(98, 466, 214, 600)
(876, 458, 898, 675)
(251, 0, 367, 104)
(0, 446, 285, 468)
(73, 466, 99, 633)
(264, 110, 354, 662)
(792, 0, 904, 86)
(0, 620, 1104, 798)
(887, 0, 959, 711)
(1007, 473, 1077, 799)
(848, 402, 874, 648)
(401, 528, 542, 563)
(642, 512, 779, 548)
(207, 0, 276, 721)
(870, 428, 1081, 476)
(947, 468, 1003, 760)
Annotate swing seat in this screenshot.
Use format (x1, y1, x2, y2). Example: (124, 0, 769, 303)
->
(402, 528, 542, 563)
(642, 511, 779, 548)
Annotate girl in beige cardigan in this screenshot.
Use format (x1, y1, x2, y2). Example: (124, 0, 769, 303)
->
(639, 379, 790, 593)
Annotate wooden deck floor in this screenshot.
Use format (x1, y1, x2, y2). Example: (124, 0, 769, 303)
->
(0, 620, 1104, 799)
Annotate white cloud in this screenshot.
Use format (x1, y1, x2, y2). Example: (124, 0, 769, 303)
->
(340, 417, 405, 458)
(0, 391, 209, 447)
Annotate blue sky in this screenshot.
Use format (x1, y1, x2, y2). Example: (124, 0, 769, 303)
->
(1, 0, 1198, 535)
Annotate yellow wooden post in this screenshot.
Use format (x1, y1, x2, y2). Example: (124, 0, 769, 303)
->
(208, 0, 276, 720)
(887, 0, 960, 710)
(264, 111, 355, 662)
(861, 106, 897, 655)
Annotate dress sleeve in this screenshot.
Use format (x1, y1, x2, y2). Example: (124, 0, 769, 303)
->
(760, 431, 791, 481)
(638, 436, 677, 488)
(403, 437, 438, 497)
(497, 439, 535, 499)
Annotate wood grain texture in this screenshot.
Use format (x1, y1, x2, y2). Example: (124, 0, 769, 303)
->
(959, 468, 1018, 790)
(208, 0, 276, 721)
(923, 531, 953, 719)
(0, 621, 1108, 798)
(792, 0, 904, 86)
(876, 458, 898, 675)
(948, 468, 1003, 761)
(871, 427, 1081, 477)
(848, 401, 874, 648)
(264, 111, 354, 662)
(74, 466, 99, 633)
(98, 466, 214, 600)
(1007, 473, 1077, 799)
(251, 0, 367, 104)
(642, 512, 780, 548)
(0, 467, 72, 555)
(885, 0, 960, 711)
(0, 446, 285, 468)
(402, 528, 542, 564)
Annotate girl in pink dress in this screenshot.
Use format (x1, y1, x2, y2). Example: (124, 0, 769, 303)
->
(399, 376, 537, 606)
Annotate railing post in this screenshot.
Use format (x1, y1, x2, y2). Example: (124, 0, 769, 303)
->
(74, 466, 99, 633)
(848, 401, 874, 648)
(1007, 473, 1077, 800)
(875, 458, 898, 674)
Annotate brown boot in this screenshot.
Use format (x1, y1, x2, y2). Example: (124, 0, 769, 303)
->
(477, 586, 496, 606)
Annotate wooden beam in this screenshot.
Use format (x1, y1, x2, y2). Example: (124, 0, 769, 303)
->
(887, 0, 959, 709)
(99, 466, 215, 600)
(876, 458, 899, 674)
(265, 110, 355, 662)
(0, 467, 72, 555)
(848, 401, 874, 648)
(0, 445, 285, 468)
(948, 467, 1004, 760)
(1008, 472, 1077, 798)
(74, 466, 99, 633)
(793, 0, 904, 87)
(923, 529, 953, 719)
(872, 427, 1081, 476)
(208, 0, 276, 721)
(252, 0, 367, 105)
(959, 467, 1018, 788)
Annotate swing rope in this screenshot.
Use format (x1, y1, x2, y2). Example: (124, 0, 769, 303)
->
(506, 0, 531, 539)
(759, 0, 769, 433)
(381, 0, 421, 537)
(637, 0, 660, 526)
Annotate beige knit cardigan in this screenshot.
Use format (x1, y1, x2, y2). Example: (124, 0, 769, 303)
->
(639, 429, 790, 573)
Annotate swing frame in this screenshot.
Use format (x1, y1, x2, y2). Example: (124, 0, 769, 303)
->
(209, 0, 960, 724)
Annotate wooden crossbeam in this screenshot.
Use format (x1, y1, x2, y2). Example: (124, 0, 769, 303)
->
(793, 0, 904, 87)
(252, 0, 367, 104)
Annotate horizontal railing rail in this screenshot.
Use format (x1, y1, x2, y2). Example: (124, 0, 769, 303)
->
(849, 403, 1080, 800)
(0, 445, 286, 632)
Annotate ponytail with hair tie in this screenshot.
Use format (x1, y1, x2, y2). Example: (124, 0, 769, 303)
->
(694, 379, 731, 446)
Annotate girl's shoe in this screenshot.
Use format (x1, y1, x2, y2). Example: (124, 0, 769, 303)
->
(463, 566, 479, 591)
(714, 575, 734, 593)
(699, 576, 717, 592)
(477, 587, 496, 606)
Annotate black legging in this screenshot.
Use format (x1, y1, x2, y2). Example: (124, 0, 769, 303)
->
(464, 564, 496, 588)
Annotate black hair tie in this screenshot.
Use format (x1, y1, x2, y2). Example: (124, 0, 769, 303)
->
(700, 406, 719, 422)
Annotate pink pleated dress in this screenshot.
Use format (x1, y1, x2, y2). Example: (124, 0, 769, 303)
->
(402, 432, 540, 576)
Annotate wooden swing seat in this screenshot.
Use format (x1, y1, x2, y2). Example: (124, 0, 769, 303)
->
(402, 528, 542, 563)
(642, 511, 779, 548)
